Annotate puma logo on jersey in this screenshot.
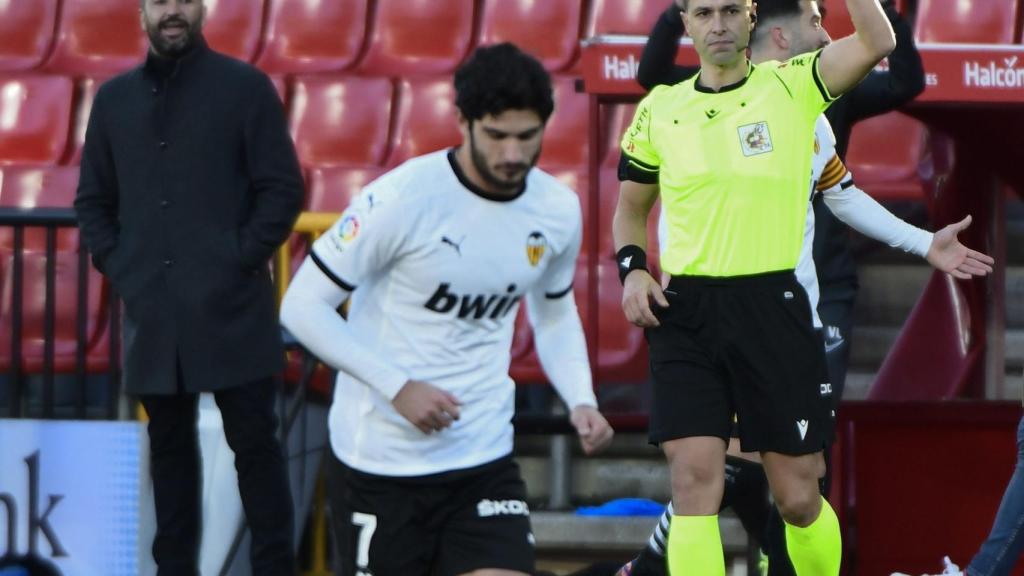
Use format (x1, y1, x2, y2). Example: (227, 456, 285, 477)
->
(441, 235, 464, 256)
(477, 499, 530, 518)
(425, 283, 522, 320)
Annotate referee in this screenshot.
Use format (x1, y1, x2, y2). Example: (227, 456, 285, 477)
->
(613, 0, 896, 574)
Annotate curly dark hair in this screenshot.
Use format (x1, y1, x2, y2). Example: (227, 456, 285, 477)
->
(454, 43, 554, 124)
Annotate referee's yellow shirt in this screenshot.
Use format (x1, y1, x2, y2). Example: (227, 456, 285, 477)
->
(621, 50, 835, 278)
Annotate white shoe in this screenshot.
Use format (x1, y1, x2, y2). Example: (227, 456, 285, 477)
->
(890, 556, 964, 576)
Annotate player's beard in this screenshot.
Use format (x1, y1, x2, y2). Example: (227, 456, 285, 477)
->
(469, 131, 540, 193)
(145, 14, 204, 59)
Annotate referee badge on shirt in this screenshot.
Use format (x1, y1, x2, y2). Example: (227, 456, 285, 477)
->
(526, 232, 547, 267)
(738, 121, 773, 157)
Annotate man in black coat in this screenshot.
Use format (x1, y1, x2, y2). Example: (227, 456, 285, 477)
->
(74, 1, 304, 574)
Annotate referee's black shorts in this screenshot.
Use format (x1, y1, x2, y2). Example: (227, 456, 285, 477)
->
(646, 270, 834, 455)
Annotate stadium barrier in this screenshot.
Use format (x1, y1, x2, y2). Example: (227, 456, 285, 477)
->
(0, 206, 120, 420)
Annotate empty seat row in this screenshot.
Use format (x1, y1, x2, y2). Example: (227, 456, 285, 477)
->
(290, 75, 592, 169)
(2, 0, 661, 76)
(0, 73, 593, 169)
(0, 72, 935, 214)
(823, 0, 1021, 45)
(3, 0, 1021, 75)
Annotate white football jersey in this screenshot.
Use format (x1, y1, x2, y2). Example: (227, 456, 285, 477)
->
(311, 150, 584, 476)
(795, 114, 852, 328)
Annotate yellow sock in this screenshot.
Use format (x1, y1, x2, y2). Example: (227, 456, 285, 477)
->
(785, 497, 842, 576)
(667, 514, 725, 576)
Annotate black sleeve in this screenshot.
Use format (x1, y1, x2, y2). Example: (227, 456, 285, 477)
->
(238, 73, 305, 268)
(73, 87, 120, 274)
(842, 2, 926, 123)
(617, 153, 660, 184)
(637, 3, 700, 90)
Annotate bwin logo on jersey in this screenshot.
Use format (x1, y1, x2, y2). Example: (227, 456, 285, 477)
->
(425, 283, 522, 320)
(477, 499, 530, 518)
(526, 232, 547, 267)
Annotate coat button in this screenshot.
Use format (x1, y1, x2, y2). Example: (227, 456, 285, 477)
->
(163, 259, 174, 267)
(160, 199, 170, 208)
(151, 87, 158, 94)
(159, 141, 167, 149)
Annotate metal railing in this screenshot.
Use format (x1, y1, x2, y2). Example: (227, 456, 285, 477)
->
(0, 207, 120, 420)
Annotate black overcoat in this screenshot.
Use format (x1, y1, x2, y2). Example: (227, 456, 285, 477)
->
(74, 39, 304, 395)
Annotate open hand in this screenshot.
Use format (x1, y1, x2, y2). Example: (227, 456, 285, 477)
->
(926, 215, 995, 279)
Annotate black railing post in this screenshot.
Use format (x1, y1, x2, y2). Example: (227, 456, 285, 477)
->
(10, 225, 23, 418)
(0, 208, 113, 420)
(43, 226, 57, 419)
(76, 246, 88, 419)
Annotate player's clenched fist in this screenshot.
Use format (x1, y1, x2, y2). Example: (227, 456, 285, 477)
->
(570, 406, 615, 455)
(392, 380, 463, 435)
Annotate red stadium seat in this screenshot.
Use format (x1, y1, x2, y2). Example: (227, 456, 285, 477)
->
(915, 0, 1019, 43)
(256, 0, 368, 74)
(44, 0, 147, 74)
(290, 76, 394, 168)
(0, 0, 58, 71)
(204, 0, 266, 62)
(0, 166, 81, 251)
(845, 111, 928, 201)
(541, 165, 660, 260)
(386, 78, 462, 166)
(0, 252, 109, 373)
(356, 0, 475, 76)
(307, 167, 383, 212)
(66, 77, 105, 165)
(0, 75, 73, 166)
(541, 168, 599, 257)
(586, 0, 666, 37)
(477, 0, 583, 72)
(0, 166, 79, 209)
(538, 77, 590, 168)
(510, 262, 648, 384)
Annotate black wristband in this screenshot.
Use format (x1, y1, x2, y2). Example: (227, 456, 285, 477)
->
(616, 245, 648, 284)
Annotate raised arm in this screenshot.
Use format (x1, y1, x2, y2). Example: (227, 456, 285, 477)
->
(842, 0, 926, 123)
(637, 1, 700, 90)
(818, 0, 896, 97)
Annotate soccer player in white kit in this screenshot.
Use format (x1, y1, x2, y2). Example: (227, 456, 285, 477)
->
(280, 43, 614, 576)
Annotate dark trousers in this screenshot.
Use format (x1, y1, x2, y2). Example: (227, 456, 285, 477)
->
(141, 377, 295, 576)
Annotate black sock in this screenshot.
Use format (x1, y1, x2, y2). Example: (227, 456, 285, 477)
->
(635, 545, 668, 576)
(765, 505, 797, 576)
(720, 455, 771, 544)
